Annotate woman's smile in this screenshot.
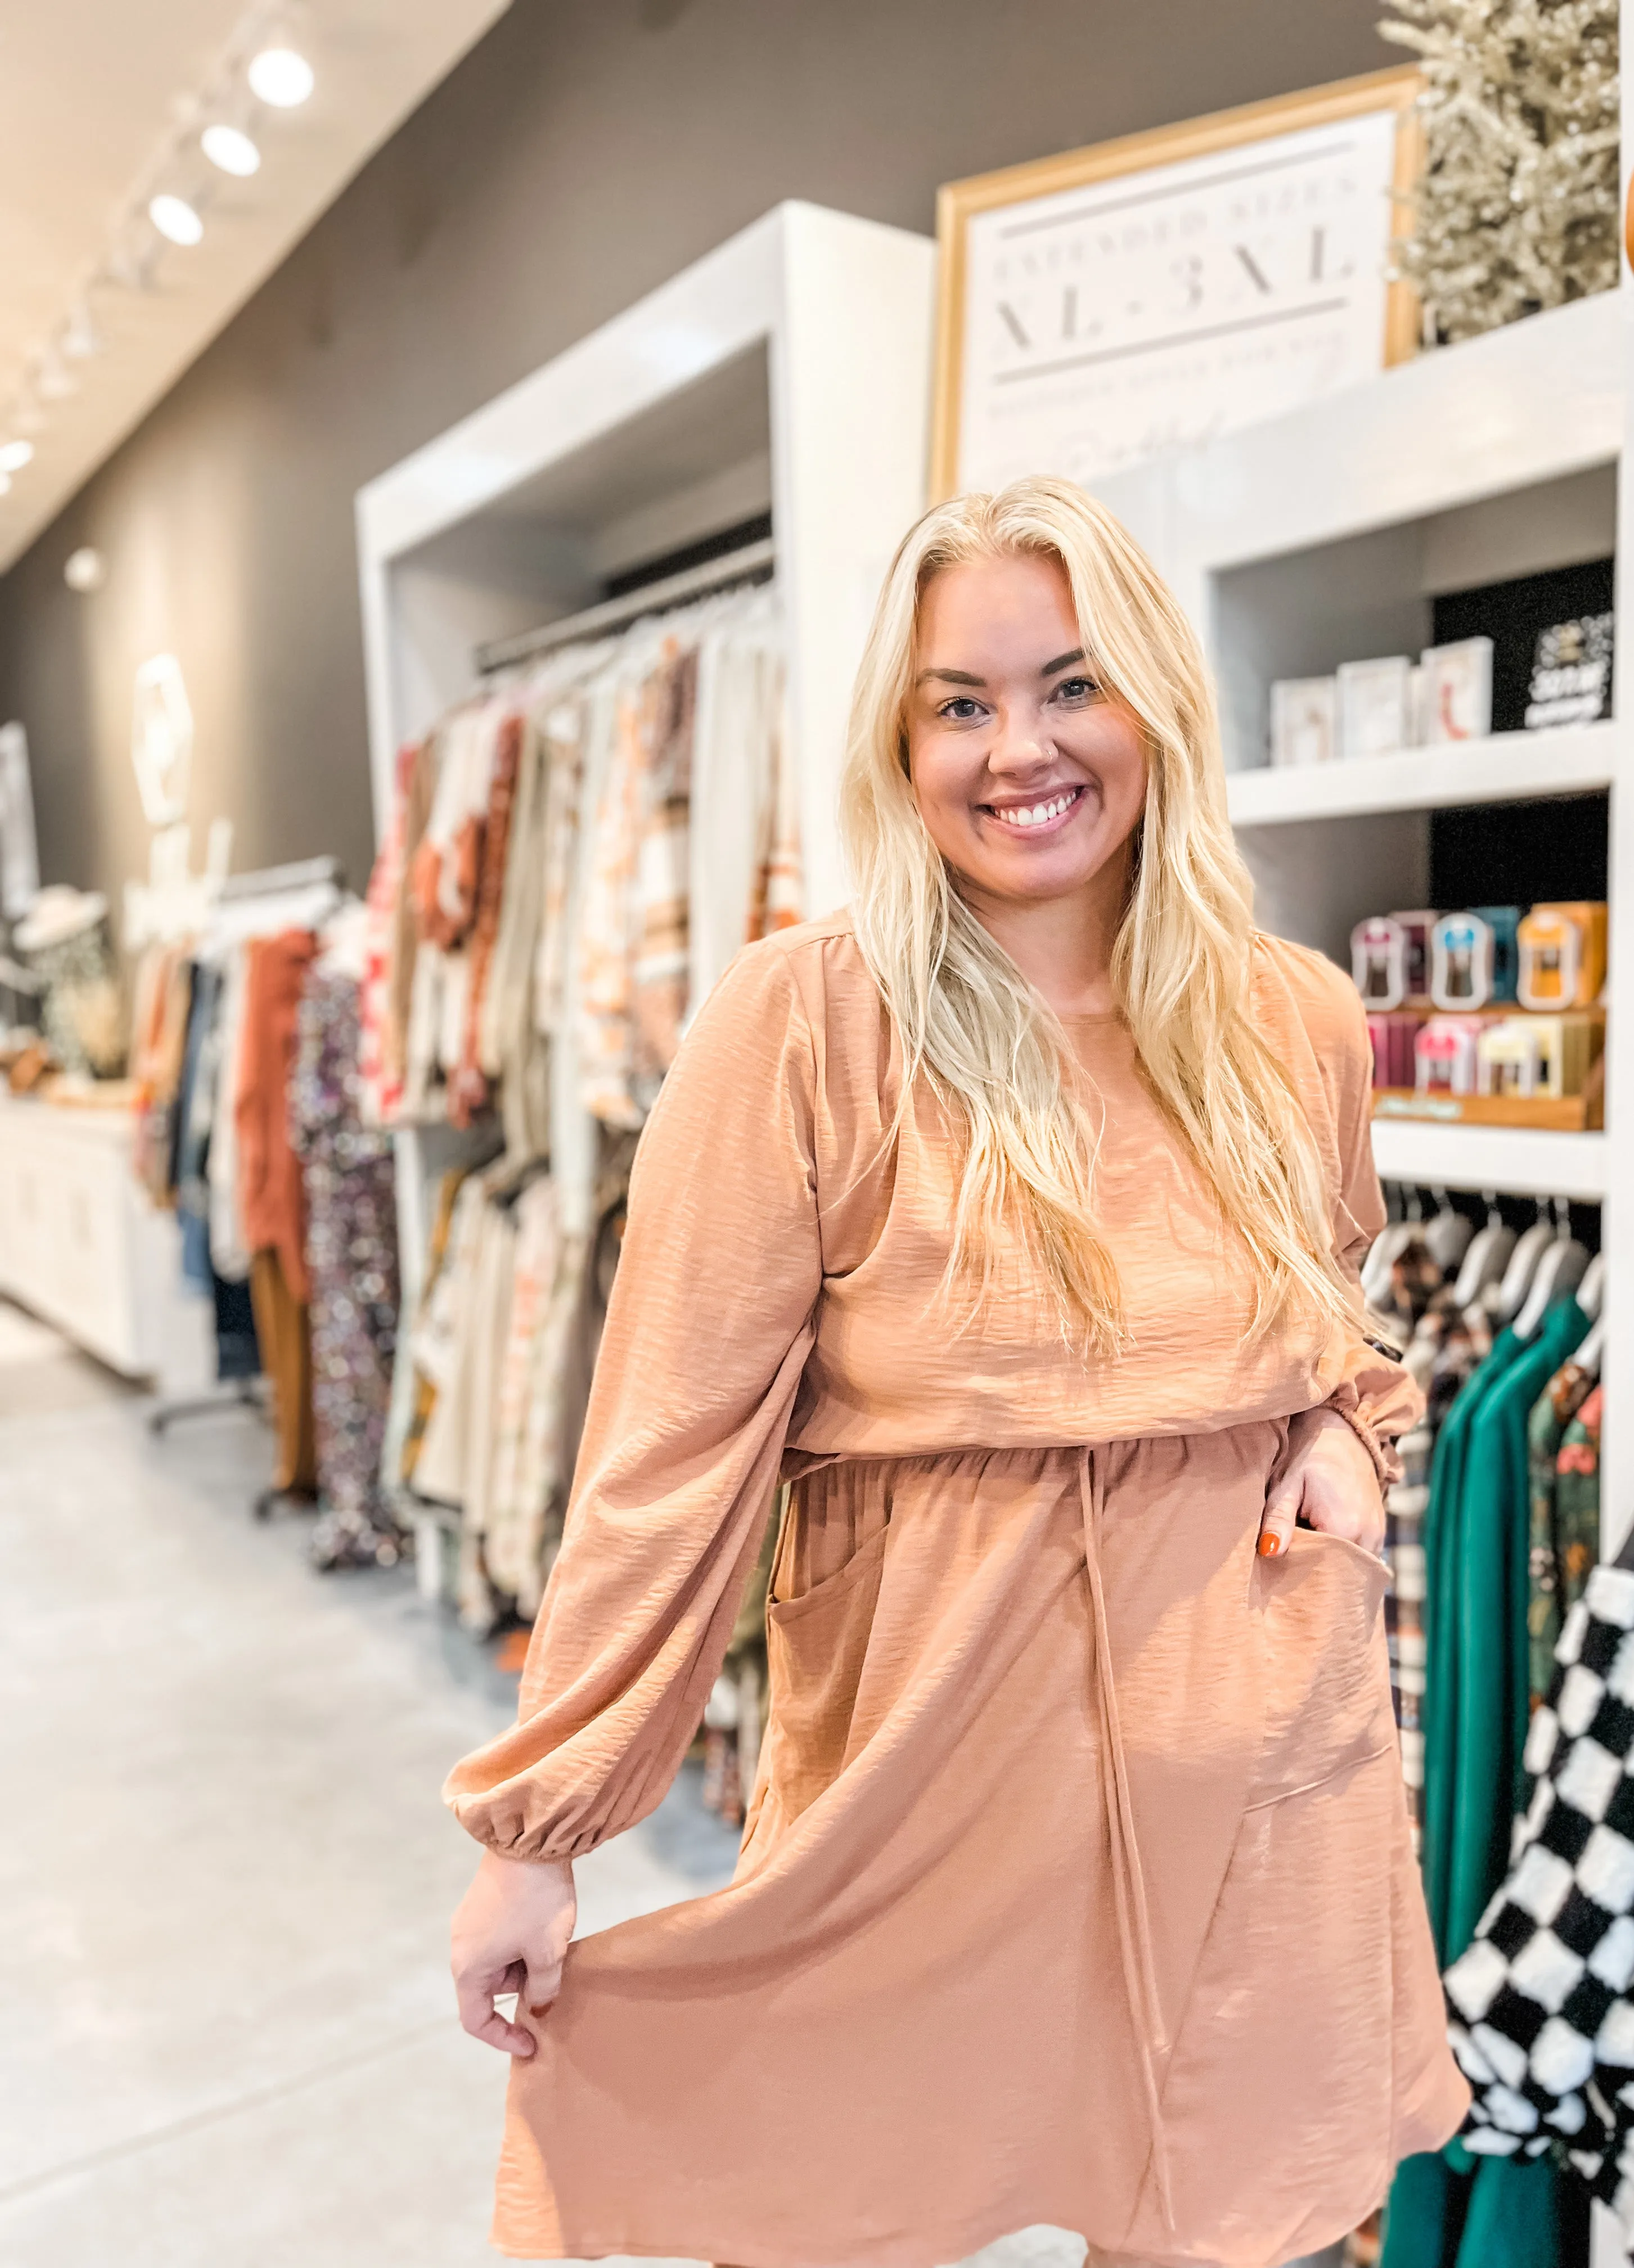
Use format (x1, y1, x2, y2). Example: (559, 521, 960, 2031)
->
(977, 781, 1087, 835)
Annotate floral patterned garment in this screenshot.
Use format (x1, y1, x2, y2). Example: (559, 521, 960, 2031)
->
(289, 964, 405, 1570)
(1527, 1357, 1599, 1707)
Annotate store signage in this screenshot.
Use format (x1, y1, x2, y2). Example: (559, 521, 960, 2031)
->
(932, 67, 1421, 496)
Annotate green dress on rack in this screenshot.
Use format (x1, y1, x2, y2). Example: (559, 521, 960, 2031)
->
(1382, 1298, 1591, 2268)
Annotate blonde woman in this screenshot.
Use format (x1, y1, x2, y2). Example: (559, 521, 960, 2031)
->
(447, 477, 1467, 2268)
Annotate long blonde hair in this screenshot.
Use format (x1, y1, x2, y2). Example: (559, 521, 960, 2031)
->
(840, 475, 1350, 1353)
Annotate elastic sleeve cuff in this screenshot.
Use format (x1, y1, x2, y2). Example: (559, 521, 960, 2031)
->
(1322, 1396, 1403, 1491)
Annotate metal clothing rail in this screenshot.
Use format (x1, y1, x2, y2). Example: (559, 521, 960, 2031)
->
(474, 535, 776, 677)
(217, 854, 345, 902)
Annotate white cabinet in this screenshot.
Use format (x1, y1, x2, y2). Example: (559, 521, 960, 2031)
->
(0, 1094, 206, 1381)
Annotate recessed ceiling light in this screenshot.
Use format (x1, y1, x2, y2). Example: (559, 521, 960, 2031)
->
(247, 46, 314, 106)
(149, 194, 204, 248)
(202, 123, 262, 177)
(0, 440, 35, 474)
(65, 547, 107, 594)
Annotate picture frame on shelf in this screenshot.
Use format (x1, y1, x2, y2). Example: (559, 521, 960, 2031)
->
(1420, 637, 1493, 745)
(1338, 655, 1414, 760)
(1269, 676, 1338, 768)
(930, 66, 1422, 497)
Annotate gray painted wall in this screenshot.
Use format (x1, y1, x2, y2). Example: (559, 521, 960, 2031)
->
(0, 0, 1396, 907)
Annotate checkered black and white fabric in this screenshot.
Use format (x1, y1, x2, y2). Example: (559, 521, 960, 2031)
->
(1444, 1562, 1634, 2229)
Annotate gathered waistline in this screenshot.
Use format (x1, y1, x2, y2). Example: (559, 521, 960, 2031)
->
(781, 1418, 1289, 1487)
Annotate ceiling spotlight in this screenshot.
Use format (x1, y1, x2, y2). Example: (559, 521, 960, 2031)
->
(35, 352, 78, 402)
(202, 123, 261, 176)
(0, 440, 34, 474)
(247, 46, 314, 106)
(149, 194, 204, 248)
(61, 304, 102, 360)
(65, 547, 107, 595)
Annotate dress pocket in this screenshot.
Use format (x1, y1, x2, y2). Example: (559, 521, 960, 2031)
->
(764, 1524, 889, 1822)
(1248, 1526, 1396, 1810)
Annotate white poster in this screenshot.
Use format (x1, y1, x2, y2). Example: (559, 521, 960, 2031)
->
(956, 107, 1402, 489)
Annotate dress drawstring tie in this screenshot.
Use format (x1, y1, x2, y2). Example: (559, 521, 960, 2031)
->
(1077, 1446, 1176, 2235)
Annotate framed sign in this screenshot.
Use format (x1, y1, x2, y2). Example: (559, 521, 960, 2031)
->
(931, 67, 1421, 497)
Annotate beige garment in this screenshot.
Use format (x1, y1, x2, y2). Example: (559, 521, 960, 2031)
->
(446, 916, 1466, 2268)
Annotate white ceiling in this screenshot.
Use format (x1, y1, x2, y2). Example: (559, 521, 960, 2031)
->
(0, 0, 513, 573)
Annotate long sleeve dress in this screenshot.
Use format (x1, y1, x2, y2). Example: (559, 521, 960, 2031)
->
(445, 911, 1469, 2268)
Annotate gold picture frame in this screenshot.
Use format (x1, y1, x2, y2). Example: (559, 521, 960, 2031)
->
(931, 65, 1423, 500)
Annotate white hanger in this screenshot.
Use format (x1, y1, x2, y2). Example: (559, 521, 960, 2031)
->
(1509, 1200, 1586, 1338)
(1423, 1187, 1474, 1275)
(1363, 1188, 1423, 1308)
(1451, 1191, 1516, 1311)
(1573, 1315, 1605, 1381)
(1576, 1252, 1606, 1321)
(1493, 1206, 1557, 1325)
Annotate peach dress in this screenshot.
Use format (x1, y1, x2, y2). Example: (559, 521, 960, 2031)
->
(446, 912, 1468, 2268)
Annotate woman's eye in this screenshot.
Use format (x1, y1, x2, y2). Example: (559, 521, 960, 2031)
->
(939, 696, 984, 722)
(1053, 676, 1099, 704)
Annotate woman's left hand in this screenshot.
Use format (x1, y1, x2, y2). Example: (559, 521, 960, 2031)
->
(1258, 1407, 1385, 1560)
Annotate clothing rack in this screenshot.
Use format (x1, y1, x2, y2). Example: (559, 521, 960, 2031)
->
(217, 855, 345, 902)
(473, 536, 777, 677)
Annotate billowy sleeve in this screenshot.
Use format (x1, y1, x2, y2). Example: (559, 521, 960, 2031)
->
(444, 942, 821, 1859)
(1315, 973, 1421, 1488)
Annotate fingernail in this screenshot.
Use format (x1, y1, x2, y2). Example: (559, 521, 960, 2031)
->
(1258, 1531, 1281, 1558)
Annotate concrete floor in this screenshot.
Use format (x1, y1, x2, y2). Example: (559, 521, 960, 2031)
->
(0, 1315, 1108, 2268)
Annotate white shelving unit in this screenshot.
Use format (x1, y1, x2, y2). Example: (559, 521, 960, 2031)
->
(357, 199, 936, 926)
(1370, 1121, 1609, 1204)
(354, 199, 936, 1280)
(1226, 719, 1615, 826)
(1096, 284, 1629, 1562)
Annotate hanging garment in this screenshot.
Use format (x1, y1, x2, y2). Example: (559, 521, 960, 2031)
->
(357, 739, 417, 1130)
(1384, 1298, 1591, 2268)
(207, 944, 252, 1281)
(1445, 1560, 1634, 2238)
(631, 645, 696, 1091)
(452, 707, 525, 1127)
(577, 669, 649, 1127)
(396, 1166, 475, 1489)
(1529, 1358, 1600, 1706)
(289, 966, 404, 1569)
(249, 1246, 315, 1497)
(236, 930, 318, 1304)
(384, 736, 437, 1117)
(444, 919, 1462, 2268)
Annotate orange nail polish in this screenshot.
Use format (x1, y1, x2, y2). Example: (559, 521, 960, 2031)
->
(1258, 1531, 1281, 1558)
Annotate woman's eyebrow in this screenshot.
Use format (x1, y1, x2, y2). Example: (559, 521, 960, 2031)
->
(1041, 648, 1087, 677)
(914, 667, 987, 687)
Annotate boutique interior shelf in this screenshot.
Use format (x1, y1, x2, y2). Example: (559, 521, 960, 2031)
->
(1369, 1120, 1609, 1203)
(1095, 283, 1630, 1556)
(1226, 719, 1616, 826)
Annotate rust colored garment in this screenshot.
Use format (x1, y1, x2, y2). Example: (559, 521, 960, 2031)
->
(235, 929, 317, 1304)
(249, 1246, 315, 1496)
(446, 915, 1466, 2268)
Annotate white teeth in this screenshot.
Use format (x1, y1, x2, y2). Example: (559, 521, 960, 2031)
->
(997, 790, 1074, 829)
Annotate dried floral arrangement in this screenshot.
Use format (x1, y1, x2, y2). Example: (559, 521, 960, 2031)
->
(1379, 0, 1619, 341)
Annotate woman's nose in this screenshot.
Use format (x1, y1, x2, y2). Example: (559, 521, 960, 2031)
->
(984, 704, 1052, 777)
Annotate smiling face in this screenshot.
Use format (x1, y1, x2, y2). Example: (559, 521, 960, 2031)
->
(905, 550, 1148, 921)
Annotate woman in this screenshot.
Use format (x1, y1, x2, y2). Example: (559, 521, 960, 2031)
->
(447, 477, 1468, 2268)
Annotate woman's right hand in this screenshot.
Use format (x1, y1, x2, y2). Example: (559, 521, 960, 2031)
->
(451, 1847, 577, 2057)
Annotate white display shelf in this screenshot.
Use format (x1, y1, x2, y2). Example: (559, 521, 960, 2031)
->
(1369, 1118, 1608, 1202)
(1227, 720, 1616, 826)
